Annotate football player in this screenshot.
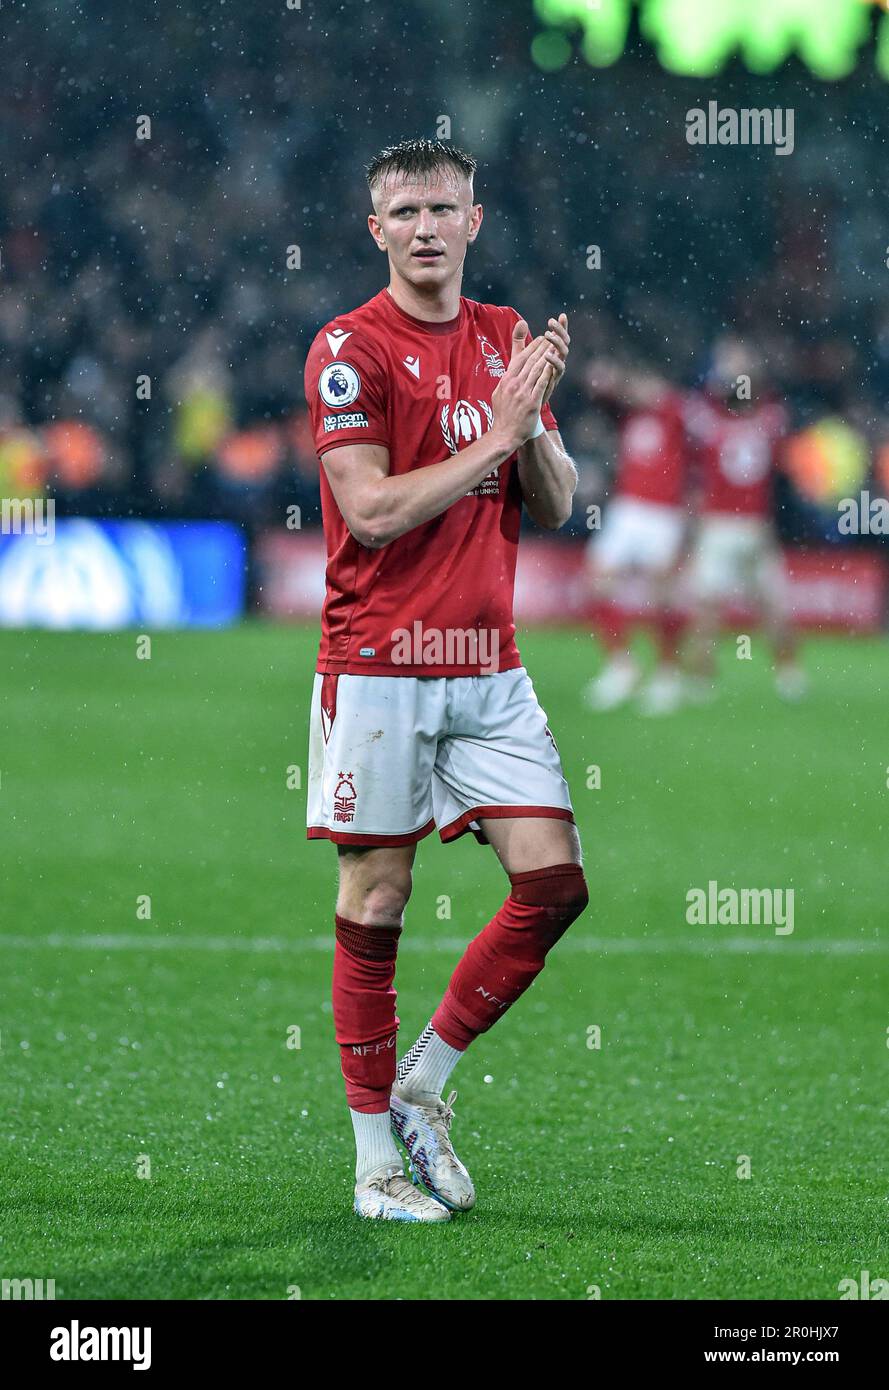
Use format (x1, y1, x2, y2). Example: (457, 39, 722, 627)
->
(303, 139, 589, 1221)
(684, 336, 806, 701)
(583, 358, 689, 715)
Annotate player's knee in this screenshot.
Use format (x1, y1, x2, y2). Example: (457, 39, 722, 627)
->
(354, 873, 413, 927)
(553, 870, 589, 936)
(510, 862, 589, 948)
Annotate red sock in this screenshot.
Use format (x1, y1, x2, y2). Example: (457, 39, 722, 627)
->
(656, 607, 685, 665)
(332, 915, 401, 1114)
(431, 863, 589, 1050)
(594, 600, 628, 655)
(774, 630, 799, 666)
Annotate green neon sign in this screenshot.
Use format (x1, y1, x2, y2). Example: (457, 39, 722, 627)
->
(534, 0, 883, 79)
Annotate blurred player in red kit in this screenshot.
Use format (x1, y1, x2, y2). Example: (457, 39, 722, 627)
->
(583, 359, 689, 715)
(302, 140, 589, 1221)
(684, 335, 806, 701)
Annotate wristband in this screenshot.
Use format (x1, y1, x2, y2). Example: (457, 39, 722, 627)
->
(530, 414, 547, 439)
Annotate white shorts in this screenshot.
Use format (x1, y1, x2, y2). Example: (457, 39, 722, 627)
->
(306, 666, 575, 846)
(592, 497, 685, 574)
(690, 515, 787, 603)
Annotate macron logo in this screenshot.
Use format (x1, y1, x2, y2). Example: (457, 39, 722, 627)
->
(50, 1320, 151, 1371)
(403, 355, 421, 379)
(325, 328, 352, 357)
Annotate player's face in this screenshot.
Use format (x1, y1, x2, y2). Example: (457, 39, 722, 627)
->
(628, 369, 664, 408)
(707, 339, 755, 407)
(369, 172, 482, 288)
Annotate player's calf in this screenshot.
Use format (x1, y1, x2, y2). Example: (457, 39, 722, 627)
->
(332, 916, 408, 1197)
(394, 863, 588, 1206)
(431, 862, 589, 1047)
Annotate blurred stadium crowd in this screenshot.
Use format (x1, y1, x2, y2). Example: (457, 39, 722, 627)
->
(2, 2, 889, 544)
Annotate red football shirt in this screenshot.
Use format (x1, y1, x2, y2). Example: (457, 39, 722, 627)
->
(304, 289, 558, 677)
(683, 393, 787, 517)
(614, 392, 686, 507)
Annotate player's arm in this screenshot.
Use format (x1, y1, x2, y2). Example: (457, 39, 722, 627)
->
(321, 331, 556, 550)
(517, 429, 578, 530)
(321, 436, 511, 549)
(517, 312, 577, 530)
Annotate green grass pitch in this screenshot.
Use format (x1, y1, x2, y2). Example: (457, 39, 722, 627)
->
(1, 622, 887, 1300)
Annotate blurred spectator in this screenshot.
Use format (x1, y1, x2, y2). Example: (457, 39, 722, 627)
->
(0, 395, 47, 499)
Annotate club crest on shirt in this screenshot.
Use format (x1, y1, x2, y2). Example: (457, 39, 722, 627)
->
(477, 334, 506, 378)
(440, 398, 494, 454)
(318, 362, 361, 408)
